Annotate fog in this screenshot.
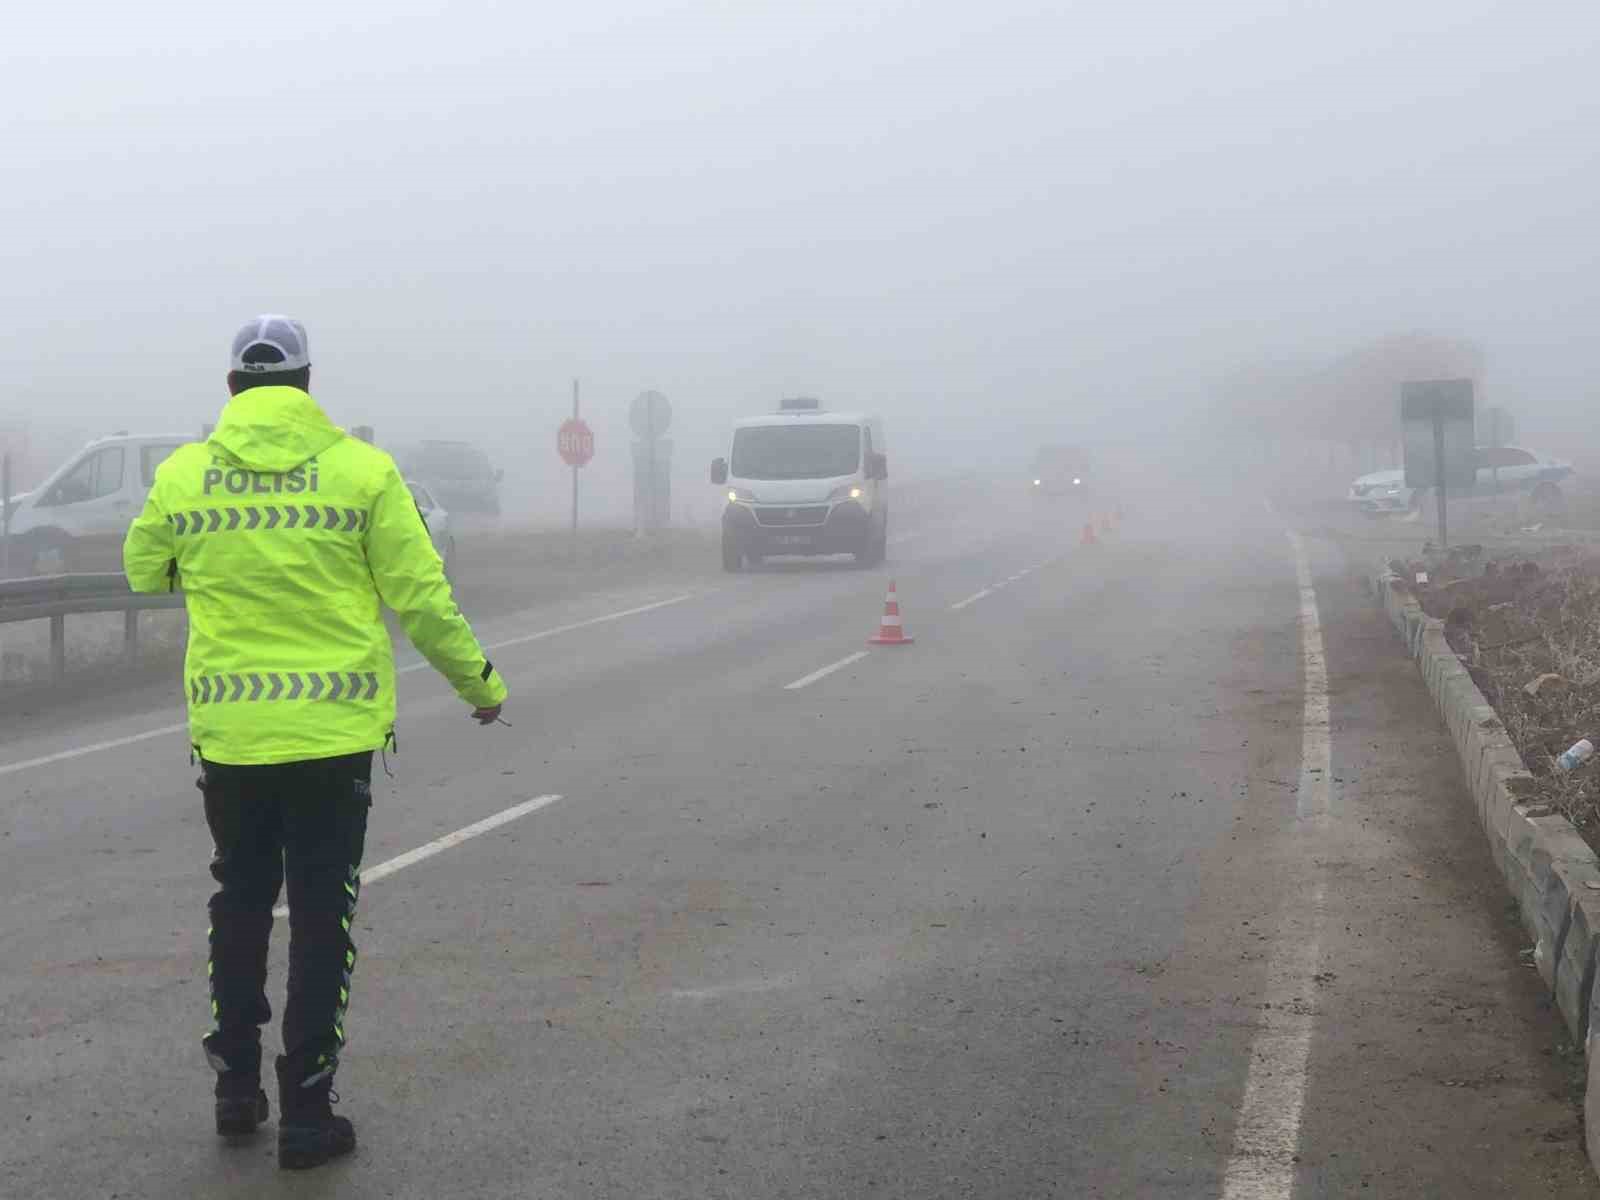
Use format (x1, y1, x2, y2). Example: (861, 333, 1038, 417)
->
(3, 0, 1598, 517)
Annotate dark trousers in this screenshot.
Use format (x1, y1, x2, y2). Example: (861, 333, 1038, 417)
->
(199, 752, 371, 1085)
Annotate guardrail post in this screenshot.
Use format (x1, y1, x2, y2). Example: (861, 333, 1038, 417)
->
(124, 608, 139, 665)
(50, 613, 65, 682)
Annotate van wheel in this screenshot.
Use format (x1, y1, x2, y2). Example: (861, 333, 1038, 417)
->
(30, 534, 73, 576)
(721, 536, 742, 572)
(854, 530, 887, 567)
(1532, 481, 1565, 514)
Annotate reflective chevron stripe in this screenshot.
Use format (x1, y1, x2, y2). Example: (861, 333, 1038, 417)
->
(187, 671, 381, 704)
(170, 506, 368, 537)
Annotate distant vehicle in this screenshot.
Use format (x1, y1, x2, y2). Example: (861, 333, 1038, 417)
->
(3, 431, 188, 575)
(407, 480, 457, 569)
(710, 398, 889, 570)
(396, 440, 503, 516)
(1030, 445, 1093, 499)
(1348, 446, 1572, 517)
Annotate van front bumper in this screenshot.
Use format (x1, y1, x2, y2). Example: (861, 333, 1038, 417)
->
(723, 500, 873, 556)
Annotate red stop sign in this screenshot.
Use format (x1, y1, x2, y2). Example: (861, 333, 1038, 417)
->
(557, 418, 595, 467)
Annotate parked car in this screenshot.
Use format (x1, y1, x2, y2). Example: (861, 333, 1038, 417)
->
(1348, 446, 1572, 517)
(396, 440, 502, 516)
(407, 480, 456, 569)
(2, 432, 189, 575)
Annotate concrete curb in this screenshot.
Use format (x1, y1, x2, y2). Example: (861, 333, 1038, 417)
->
(1368, 564, 1600, 1166)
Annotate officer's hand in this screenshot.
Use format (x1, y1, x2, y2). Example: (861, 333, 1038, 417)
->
(471, 704, 503, 726)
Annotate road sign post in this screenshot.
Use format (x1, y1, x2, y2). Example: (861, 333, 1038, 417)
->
(558, 383, 596, 563)
(1401, 379, 1475, 550)
(630, 391, 672, 534)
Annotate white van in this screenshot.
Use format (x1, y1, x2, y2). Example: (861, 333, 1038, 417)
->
(3, 432, 190, 575)
(710, 399, 889, 570)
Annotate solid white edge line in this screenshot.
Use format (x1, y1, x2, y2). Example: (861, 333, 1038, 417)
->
(0, 595, 700, 777)
(783, 650, 870, 690)
(1219, 529, 1330, 1199)
(272, 793, 563, 918)
(949, 587, 993, 611)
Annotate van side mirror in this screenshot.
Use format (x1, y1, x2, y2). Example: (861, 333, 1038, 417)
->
(867, 452, 888, 481)
(710, 458, 728, 485)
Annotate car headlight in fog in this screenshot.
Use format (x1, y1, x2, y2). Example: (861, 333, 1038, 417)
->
(1073, 478, 1082, 486)
(1033, 479, 1042, 486)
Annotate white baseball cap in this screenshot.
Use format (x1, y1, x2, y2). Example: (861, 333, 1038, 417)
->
(229, 314, 311, 374)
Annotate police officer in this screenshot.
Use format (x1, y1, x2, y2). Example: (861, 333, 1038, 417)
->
(124, 316, 508, 1169)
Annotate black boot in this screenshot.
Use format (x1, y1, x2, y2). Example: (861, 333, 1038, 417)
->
(214, 1071, 269, 1137)
(276, 1056, 356, 1170)
(207, 1039, 268, 1137)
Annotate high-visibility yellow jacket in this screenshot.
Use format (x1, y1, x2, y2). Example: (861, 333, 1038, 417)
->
(124, 385, 507, 765)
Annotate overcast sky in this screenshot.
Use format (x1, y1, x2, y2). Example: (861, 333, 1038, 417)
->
(4, 0, 1597, 491)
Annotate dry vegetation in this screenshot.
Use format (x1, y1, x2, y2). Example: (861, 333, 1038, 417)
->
(1399, 544, 1600, 845)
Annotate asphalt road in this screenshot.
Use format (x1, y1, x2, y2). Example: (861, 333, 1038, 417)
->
(2, 482, 1595, 1198)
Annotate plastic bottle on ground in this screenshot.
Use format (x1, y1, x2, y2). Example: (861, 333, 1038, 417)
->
(1556, 739, 1595, 772)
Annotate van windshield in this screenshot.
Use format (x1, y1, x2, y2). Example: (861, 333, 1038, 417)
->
(731, 425, 860, 480)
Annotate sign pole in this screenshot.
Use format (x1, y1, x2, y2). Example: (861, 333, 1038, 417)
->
(1, 452, 10, 576)
(1402, 378, 1472, 554)
(646, 396, 657, 534)
(571, 379, 580, 563)
(557, 400, 596, 553)
(1432, 413, 1448, 550)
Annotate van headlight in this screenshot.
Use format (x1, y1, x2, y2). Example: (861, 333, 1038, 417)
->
(829, 484, 864, 501)
(727, 488, 756, 503)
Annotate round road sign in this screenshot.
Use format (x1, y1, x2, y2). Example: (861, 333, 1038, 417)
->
(630, 390, 672, 439)
(558, 417, 595, 468)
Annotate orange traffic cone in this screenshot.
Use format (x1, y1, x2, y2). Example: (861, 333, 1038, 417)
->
(1081, 521, 1099, 546)
(868, 580, 915, 645)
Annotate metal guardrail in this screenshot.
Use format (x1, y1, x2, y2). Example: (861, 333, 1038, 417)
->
(0, 572, 183, 682)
